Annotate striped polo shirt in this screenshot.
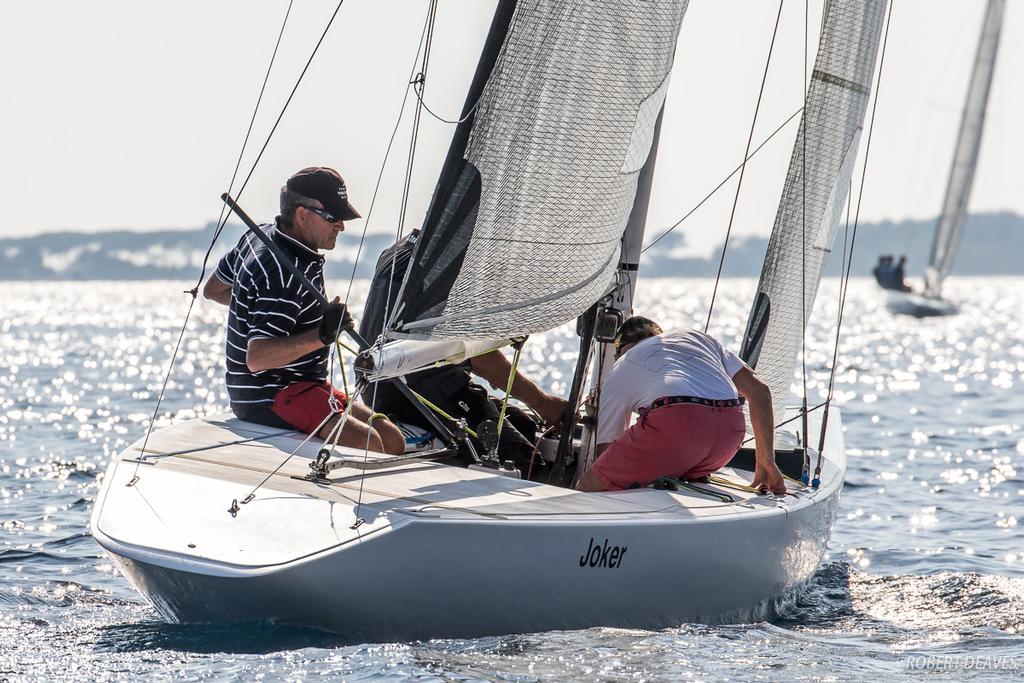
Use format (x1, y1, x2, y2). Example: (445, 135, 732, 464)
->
(214, 223, 328, 408)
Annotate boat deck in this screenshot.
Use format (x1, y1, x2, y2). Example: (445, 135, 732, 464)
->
(94, 411, 842, 569)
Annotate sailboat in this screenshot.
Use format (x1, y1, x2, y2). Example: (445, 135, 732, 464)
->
(884, 0, 1004, 317)
(91, 0, 887, 640)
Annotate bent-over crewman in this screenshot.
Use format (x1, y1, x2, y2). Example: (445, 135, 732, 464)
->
(576, 316, 785, 494)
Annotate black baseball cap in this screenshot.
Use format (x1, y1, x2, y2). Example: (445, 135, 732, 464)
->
(285, 167, 361, 221)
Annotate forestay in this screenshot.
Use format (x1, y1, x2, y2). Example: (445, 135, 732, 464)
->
(387, 0, 688, 343)
(924, 0, 1004, 298)
(740, 0, 887, 416)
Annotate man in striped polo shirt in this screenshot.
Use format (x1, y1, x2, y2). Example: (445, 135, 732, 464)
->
(203, 167, 404, 455)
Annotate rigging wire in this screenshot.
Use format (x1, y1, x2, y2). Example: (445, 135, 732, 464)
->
(704, 0, 787, 333)
(127, 1, 295, 484)
(239, 0, 442, 521)
(576, 324, 610, 486)
(134, 0, 360, 501)
(396, 0, 438, 241)
(354, 0, 440, 522)
(234, 409, 340, 507)
(814, 178, 853, 475)
(800, 0, 810, 481)
(228, 0, 349, 209)
(742, 398, 828, 446)
(202, 0, 297, 288)
(237, 346, 356, 511)
(340, 5, 437, 308)
(640, 107, 803, 255)
(813, 0, 896, 479)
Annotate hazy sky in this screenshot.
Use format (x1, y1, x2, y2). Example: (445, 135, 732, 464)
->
(2, 1, 1021, 257)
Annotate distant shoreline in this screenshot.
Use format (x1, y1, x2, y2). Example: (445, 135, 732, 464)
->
(1, 211, 1020, 281)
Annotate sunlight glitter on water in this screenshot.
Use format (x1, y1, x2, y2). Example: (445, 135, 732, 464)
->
(2, 277, 1024, 679)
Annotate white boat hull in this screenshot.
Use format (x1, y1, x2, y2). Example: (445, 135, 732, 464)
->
(885, 290, 959, 317)
(91, 409, 845, 640)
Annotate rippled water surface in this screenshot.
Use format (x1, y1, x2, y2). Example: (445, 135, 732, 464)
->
(2, 277, 1023, 681)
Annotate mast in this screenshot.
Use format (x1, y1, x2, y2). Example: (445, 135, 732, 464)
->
(924, 0, 1004, 298)
(387, 0, 518, 330)
(552, 108, 666, 485)
(360, 0, 689, 380)
(417, 1, 517, 252)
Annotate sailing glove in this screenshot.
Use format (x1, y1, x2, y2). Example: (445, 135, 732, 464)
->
(318, 302, 353, 346)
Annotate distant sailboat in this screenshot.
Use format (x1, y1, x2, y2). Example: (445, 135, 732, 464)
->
(885, 0, 1004, 317)
(91, 0, 887, 639)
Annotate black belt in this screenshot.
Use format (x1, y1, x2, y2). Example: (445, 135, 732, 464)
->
(647, 395, 744, 411)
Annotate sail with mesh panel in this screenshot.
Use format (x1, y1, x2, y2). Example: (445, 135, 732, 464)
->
(739, 0, 888, 415)
(385, 0, 689, 346)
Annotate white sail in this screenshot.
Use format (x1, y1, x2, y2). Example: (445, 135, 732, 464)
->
(923, 0, 1004, 297)
(388, 1, 688, 342)
(740, 0, 888, 417)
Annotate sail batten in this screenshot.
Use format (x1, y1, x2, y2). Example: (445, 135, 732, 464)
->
(740, 0, 888, 417)
(924, 0, 1004, 297)
(389, 0, 689, 343)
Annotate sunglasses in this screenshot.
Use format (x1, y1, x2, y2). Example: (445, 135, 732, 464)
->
(304, 206, 343, 224)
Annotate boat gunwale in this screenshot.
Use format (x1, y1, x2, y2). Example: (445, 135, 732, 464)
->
(92, 460, 844, 578)
(91, 408, 845, 576)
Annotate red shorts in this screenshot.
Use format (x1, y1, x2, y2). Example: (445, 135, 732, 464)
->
(591, 403, 745, 491)
(271, 381, 348, 434)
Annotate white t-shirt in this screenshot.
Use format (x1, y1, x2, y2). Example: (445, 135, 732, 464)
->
(596, 330, 747, 445)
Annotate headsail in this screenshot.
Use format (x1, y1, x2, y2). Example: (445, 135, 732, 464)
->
(924, 0, 1004, 297)
(740, 0, 888, 416)
(388, 0, 689, 347)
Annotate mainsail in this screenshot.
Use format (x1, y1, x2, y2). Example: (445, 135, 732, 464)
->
(923, 0, 1004, 297)
(740, 0, 888, 416)
(386, 0, 689, 351)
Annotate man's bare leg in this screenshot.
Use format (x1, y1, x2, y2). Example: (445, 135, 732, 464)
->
(347, 402, 404, 454)
(316, 413, 384, 452)
(315, 403, 404, 455)
(575, 469, 608, 492)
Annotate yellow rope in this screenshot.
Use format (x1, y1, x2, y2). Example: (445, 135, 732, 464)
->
(711, 473, 807, 495)
(409, 388, 478, 439)
(495, 338, 526, 442)
(708, 475, 762, 494)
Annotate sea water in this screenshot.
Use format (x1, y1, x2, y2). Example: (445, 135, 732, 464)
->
(1, 277, 1023, 681)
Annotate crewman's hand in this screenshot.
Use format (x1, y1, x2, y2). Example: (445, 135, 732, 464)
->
(318, 297, 353, 345)
(753, 461, 787, 495)
(536, 395, 570, 427)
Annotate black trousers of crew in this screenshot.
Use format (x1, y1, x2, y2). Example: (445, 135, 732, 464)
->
(366, 376, 544, 477)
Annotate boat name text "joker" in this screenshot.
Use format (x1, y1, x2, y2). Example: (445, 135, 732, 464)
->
(578, 537, 627, 568)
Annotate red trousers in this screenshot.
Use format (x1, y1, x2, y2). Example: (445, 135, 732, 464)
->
(591, 403, 745, 490)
